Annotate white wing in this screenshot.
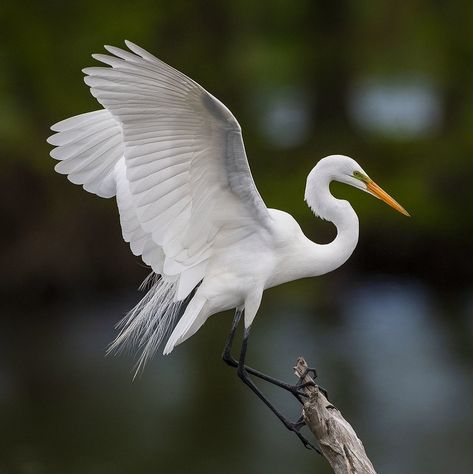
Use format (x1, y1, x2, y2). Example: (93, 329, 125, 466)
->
(48, 109, 122, 198)
(53, 41, 272, 301)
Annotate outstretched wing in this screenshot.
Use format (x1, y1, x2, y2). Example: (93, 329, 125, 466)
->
(51, 41, 272, 300)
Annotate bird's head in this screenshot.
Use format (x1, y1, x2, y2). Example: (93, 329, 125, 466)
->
(312, 155, 410, 217)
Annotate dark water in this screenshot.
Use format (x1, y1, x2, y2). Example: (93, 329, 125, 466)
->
(1, 278, 472, 474)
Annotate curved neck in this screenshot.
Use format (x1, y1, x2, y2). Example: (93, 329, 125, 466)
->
(302, 165, 359, 276)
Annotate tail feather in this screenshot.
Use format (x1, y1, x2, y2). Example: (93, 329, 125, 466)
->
(108, 274, 185, 376)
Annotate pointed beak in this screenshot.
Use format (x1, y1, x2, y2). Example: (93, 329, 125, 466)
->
(366, 180, 410, 217)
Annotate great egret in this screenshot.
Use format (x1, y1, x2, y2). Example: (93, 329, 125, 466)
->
(48, 41, 409, 449)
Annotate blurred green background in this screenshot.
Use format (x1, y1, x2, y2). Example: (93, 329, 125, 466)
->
(1, 1, 473, 473)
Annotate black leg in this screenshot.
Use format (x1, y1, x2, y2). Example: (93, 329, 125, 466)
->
(236, 325, 319, 452)
(222, 310, 309, 402)
(222, 308, 243, 366)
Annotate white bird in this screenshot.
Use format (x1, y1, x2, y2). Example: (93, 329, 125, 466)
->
(48, 41, 409, 449)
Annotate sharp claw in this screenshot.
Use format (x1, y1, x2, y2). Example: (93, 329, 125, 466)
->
(292, 416, 306, 431)
(307, 368, 318, 379)
(297, 375, 330, 401)
(299, 366, 318, 381)
(288, 419, 321, 454)
(320, 386, 330, 400)
(296, 432, 320, 453)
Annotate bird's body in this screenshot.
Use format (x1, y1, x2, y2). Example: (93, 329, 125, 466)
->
(185, 200, 358, 326)
(49, 42, 409, 437)
(167, 205, 351, 344)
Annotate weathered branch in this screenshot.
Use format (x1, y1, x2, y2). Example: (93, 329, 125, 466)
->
(294, 357, 377, 474)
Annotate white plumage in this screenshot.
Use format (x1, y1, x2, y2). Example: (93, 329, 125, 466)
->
(48, 41, 409, 370)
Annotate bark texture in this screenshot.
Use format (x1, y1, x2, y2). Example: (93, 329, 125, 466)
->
(294, 357, 377, 474)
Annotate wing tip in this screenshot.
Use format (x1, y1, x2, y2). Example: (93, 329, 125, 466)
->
(46, 133, 57, 144)
(124, 39, 157, 61)
(104, 44, 136, 59)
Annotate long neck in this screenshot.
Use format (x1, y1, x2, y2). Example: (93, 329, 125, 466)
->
(302, 166, 359, 277)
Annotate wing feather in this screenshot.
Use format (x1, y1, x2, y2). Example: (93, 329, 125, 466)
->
(48, 110, 122, 198)
(51, 41, 271, 301)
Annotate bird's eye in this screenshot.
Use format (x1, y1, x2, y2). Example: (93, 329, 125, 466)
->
(353, 171, 367, 181)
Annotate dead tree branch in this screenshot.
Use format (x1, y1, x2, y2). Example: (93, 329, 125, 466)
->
(294, 357, 377, 474)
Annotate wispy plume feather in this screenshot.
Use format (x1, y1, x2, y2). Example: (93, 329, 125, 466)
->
(108, 274, 183, 377)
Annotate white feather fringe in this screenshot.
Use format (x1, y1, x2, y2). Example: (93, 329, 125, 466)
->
(107, 274, 183, 376)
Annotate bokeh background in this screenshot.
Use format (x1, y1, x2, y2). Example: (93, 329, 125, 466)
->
(2, 1, 473, 473)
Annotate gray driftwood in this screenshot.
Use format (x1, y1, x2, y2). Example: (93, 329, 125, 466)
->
(294, 357, 377, 474)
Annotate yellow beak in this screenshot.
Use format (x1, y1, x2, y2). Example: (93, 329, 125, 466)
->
(366, 180, 410, 217)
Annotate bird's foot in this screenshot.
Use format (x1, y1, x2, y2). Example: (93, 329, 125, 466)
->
(286, 380, 316, 399)
(298, 366, 318, 382)
(223, 352, 315, 402)
(296, 381, 330, 401)
(296, 366, 330, 400)
(286, 416, 320, 453)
